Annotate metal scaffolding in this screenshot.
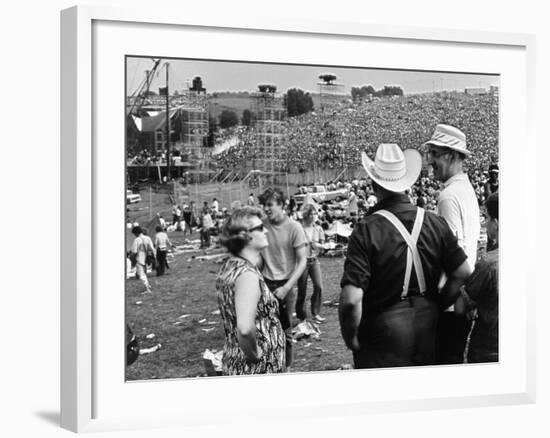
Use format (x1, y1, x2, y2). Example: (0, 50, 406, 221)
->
(252, 84, 287, 173)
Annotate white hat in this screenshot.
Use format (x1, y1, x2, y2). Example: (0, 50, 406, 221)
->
(361, 144, 421, 193)
(423, 124, 471, 156)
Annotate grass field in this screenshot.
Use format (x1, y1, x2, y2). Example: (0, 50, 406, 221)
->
(126, 189, 487, 380)
(125, 235, 351, 380)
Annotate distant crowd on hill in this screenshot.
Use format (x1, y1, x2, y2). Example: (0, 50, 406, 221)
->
(216, 92, 498, 176)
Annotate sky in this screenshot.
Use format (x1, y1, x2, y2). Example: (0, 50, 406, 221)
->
(126, 56, 499, 97)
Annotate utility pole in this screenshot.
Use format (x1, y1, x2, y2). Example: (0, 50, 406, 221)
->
(165, 62, 171, 182)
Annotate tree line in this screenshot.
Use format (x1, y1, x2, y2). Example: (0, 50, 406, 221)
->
(209, 85, 403, 141)
(351, 85, 404, 101)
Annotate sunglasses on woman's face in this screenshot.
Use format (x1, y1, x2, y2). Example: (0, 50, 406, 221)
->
(247, 224, 264, 233)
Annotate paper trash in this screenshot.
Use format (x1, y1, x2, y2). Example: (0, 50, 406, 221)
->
(202, 349, 223, 376)
(292, 321, 321, 340)
(139, 344, 161, 355)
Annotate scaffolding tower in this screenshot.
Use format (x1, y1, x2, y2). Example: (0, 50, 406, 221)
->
(171, 89, 209, 165)
(318, 72, 346, 110)
(252, 84, 287, 173)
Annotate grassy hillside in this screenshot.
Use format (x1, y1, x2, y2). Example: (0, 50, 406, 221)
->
(208, 95, 253, 120)
(207, 92, 329, 121)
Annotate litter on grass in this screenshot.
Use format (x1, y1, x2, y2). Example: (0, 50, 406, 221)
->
(202, 349, 223, 376)
(139, 344, 161, 355)
(195, 253, 228, 262)
(146, 333, 155, 339)
(338, 364, 353, 371)
(292, 321, 321, 340)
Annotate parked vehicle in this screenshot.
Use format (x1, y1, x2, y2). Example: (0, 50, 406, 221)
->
(293, 184, 348, 205)
(126, 189, 142, 204)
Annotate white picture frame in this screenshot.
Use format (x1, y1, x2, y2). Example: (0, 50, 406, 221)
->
(61, 5, 536, 433)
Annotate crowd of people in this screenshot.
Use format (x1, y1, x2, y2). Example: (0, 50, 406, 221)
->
(216, 91, 498, 174)
(208, 124, 499, 375)
(128, 110, 500, 376)
(214, 92, 499, 221)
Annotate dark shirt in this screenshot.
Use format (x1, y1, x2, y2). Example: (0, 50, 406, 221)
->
(340, 193, 467, 316)
(465, 248, 499, 362)
(484, 181, 499, 197)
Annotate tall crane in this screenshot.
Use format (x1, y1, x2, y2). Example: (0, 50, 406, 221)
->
(128, 58, 162, 117)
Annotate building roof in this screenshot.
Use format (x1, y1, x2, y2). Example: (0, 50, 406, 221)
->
(138, 109, 179, 133)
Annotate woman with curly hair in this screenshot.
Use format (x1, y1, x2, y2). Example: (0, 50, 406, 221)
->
(216, 206, 285, 375)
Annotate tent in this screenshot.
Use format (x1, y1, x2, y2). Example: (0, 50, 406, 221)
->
(325, 220, 352, 238)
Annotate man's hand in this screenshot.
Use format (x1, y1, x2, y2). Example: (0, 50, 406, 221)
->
(345, 336, 360, 351)
(273, 285, 289, 300)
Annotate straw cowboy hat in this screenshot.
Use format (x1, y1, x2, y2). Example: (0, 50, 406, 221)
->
(361, 143, 422, 193)
(423, 124, 471, 157)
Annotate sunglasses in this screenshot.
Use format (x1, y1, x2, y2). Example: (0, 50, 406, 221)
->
(426, 148, 450, 159)
(247, 224, 264, 233)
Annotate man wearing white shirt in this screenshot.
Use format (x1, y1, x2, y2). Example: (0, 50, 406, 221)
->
(211, 198, 219, 214)
(425, 124, 481, 364)
(131, 226, 156, 294)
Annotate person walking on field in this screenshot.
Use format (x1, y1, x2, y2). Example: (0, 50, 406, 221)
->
(131, 226, 156, 294)
(296, 203, 326, 323)
(200, 208, 214, 249)
(424, 124, 481, 365)
(182, 204, 193, 236)
(211, 197, 219, 215)
(154, 225, 172, 276)
(339, 143, 472, 369)
(259, 187, 308, 369)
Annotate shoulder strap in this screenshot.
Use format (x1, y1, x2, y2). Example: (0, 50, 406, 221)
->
(374, 208, 426, 298)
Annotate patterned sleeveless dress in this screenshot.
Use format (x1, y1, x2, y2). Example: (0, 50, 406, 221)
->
(216, 256, 285, 375)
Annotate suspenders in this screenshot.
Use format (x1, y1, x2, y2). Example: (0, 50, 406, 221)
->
(374, 208, 427, 300)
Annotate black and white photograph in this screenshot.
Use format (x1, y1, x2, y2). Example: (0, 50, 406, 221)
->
(124, 56, 499, 380)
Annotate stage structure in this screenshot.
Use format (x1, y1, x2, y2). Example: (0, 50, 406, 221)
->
(252, 84, 287, 173)
(126, 70, 211, 183)
(318, 72, 346, 110)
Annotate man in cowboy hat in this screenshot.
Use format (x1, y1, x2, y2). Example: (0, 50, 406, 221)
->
(339, 143, 472, 368)
(424, 124, 481, 364)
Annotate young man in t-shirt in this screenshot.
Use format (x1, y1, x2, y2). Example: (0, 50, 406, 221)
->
(259, 187, 308, 369)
